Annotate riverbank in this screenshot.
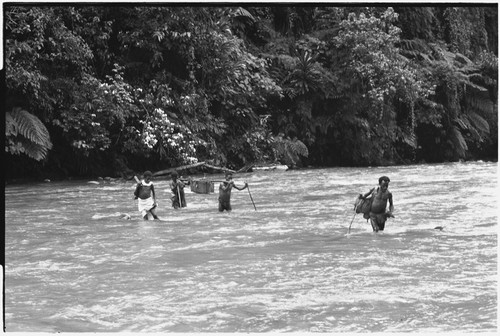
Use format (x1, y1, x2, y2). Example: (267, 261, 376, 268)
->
(5, 159, 497, 186)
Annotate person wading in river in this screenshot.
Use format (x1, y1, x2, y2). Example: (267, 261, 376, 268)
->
(364, 176, 394, 232)
(170, 171, 187, 209)
(134, 171, 159, 220)
(218, 172, 248, 212)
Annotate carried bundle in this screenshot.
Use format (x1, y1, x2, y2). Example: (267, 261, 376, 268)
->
(190, 180, 215, 194)
(354, 194, 373, 220)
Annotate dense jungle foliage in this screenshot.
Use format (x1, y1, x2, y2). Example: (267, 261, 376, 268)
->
(5, 5, 498, 179)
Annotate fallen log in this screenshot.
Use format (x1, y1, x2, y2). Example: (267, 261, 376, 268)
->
(202, 163, 236, 174)
(153, 162, 235, 177)
(237, 163, 254, 173)
(252, 164, 288, 171)
(153, 162, 206, 176)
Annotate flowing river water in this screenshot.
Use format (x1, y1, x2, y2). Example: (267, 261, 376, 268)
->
(4, 161, 498, 332)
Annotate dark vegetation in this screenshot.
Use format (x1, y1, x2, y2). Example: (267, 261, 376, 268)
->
(5, 5, 498, 180)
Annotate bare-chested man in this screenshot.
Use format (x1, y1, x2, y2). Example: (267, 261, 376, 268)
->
(364, 176, 394, 232)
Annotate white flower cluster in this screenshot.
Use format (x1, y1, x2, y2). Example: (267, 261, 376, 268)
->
(140, 122, 158, 149)
(181, 153, 198, 164)
(72, 140, 90, 149)
(138, 107, 198, 163)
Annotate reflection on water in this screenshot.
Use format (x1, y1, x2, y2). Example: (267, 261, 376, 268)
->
(4, 161, 497, 332)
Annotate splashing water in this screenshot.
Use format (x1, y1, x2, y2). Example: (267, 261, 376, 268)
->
(4, 162, 497, 332)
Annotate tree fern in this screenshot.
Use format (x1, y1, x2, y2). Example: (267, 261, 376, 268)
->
(272, 135, 309, 166)
(312, 115, 335, 135)
(230, 7, 256, 25)
(465, 79, 496, 115)
(467, 111, 490, 136)
(399, 39, 432, 55)
(449, 126, 468, 158)
(5, 107, 53, 160)
(288, 138, 309, 157)
(398, 128, 417, 148)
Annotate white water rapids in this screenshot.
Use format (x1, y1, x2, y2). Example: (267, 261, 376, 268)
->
(4, 161, 497, 332)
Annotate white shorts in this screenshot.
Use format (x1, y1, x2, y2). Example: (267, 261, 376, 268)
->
(138, 197, 155, 217)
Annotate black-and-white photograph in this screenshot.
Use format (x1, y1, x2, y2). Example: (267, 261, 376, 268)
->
(3, 1, 498, 333)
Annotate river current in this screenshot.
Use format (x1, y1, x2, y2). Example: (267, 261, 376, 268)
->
(4, 161, 498, 332)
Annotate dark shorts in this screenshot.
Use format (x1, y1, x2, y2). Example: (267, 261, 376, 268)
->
(370, 213, 387, 232)
(219, 200, 231, 212)
(171, 195, 186, 209)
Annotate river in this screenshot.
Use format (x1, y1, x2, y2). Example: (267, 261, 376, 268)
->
(4, 161, 497, 332)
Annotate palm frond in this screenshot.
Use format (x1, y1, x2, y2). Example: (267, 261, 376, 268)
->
(288, 138, 309, 157)
(399, 39, 431, 53)
(5, 111, 16, 136)
(6, 137, 51, 161)
(467, 111, 490, 135)
(21, 139, 51, 161)
(284, 87, 299, 100)
(465, 84, 495, 115)
(399, 39, 435, 64)
(462, 77, 489, 92)
(232, 7, 255, 22)
(312, 115, 336, 135)
(7, 108, 52, 148)
(272, 135, 309, 166)
(5, 107, 52, 160)
(398, 130, 417, 148)
(455, 115, 471, 130)
(449, 126, 468, 157)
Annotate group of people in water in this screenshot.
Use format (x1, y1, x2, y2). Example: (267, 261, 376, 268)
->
(133, 170, 248, 220)
(133, 170, 394, 232)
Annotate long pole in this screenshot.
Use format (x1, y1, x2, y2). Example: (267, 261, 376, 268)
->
(177, 185, 182, 208)
(247, 184, 257, 211)
(347, 212, 357, 234)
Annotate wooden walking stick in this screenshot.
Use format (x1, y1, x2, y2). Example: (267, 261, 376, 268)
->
(246, 183, 257, 211)
(347, 212, 357, 234)
(177, 185, 182, 208)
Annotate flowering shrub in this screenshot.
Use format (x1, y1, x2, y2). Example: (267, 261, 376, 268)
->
(334, 8, 431, 108)
(138, 107, 198, 164)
